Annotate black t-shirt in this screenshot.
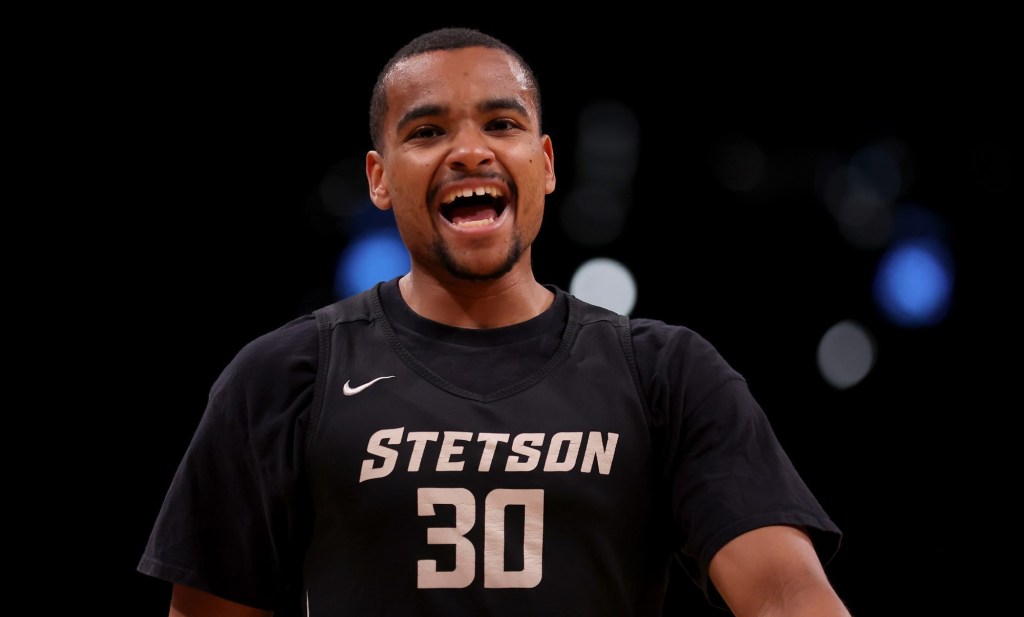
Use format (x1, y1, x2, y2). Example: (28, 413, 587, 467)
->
(139, 277, 841, 615)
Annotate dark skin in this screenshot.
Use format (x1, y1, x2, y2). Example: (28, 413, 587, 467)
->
(366, 45, 556, 329)
(168, 46, 851, 617)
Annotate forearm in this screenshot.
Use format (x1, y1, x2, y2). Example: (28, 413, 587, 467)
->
(169, 584, 272, 617)
(709, 526, 852, 617)
(759, 584, 852, 617)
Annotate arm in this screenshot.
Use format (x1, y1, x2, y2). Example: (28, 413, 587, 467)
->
(708, 525, 851, 617)
(169, 584, 272, 617)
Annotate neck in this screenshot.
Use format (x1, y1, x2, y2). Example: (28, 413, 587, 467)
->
(398, 268, 554, 329)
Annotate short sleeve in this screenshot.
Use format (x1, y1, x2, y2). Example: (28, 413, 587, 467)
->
(630, 318, 841, 603)
(137, 314, 319, 610)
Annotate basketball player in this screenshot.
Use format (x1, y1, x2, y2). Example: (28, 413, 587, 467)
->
(139, 27, 851, 617)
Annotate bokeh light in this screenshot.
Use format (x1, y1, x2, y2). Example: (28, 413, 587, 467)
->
(872, 237, 954, 328)
(334, 227, 410, 298)
(569, 257, 637, 316)
(817, 319, 876, 389)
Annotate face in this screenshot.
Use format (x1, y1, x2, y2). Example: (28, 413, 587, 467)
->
(366, 46, 556, 282)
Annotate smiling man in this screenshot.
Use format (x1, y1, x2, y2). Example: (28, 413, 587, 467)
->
(366, 39, 556, 327)
(139, 27, 851, 617)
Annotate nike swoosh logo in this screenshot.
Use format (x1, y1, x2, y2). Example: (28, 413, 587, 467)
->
(343, 375, 395, 396)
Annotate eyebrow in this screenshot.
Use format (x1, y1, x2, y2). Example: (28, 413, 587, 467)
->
(480, 97, 529, 117)
(396, 97, 530, 130)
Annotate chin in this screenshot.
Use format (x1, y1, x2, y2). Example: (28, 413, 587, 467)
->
(446, 262, 515, 282)
(435, 238, 523, 282)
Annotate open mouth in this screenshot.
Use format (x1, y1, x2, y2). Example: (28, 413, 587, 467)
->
(440, 187, 508, 228)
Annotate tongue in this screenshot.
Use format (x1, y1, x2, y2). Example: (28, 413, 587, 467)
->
(451, 204, 497, 225)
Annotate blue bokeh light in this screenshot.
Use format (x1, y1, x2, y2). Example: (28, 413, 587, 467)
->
(872, 237, 954, 327)
(334, 227, 410, 298)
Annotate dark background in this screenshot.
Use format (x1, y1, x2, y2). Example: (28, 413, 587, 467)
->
(63, 14, 1014, 616)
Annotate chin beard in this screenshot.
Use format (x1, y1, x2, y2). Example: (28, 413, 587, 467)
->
(434, 235, 524, 282)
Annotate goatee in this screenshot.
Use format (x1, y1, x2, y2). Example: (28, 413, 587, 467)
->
(433, 234, 524, 281)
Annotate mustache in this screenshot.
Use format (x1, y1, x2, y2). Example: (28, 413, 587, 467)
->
(426, 171, 517, 206)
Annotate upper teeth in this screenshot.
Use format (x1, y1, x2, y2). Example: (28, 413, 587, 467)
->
(442, 186, 501, 204)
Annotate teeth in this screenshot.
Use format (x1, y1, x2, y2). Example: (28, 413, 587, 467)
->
(442, 186, 501, 204)
(455, 217, 495, 228)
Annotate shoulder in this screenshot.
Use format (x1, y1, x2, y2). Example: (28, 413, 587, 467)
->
(559, 291, 741, 382)
(230, 313, 319, 373)
(210, 284, 387, 405)
(311, 285, 380, 329)
(627, 316, 746, 407)
(211, 313, 320, 404)
(629, 317, 740, 376)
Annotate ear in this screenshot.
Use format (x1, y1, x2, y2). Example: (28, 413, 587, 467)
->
(541, 134, 556, 195)
(366, 151, 392, 211)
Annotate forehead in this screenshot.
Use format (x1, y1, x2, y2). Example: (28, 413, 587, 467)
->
(384, 47, 535, 120)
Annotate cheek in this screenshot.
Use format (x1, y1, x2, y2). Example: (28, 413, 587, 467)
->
(519, 145, 552, 185)
(392, 195, 441, 249)
(393, 200, 432, 232)
(522, 162, 552, 199)
(385, 163, 430, 212)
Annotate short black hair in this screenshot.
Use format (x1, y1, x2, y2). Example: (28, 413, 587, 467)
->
(368, 27, 542, 152)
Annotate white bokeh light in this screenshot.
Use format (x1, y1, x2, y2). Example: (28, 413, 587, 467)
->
(569, 257, 637, 316)
(816, 319, 876, 390)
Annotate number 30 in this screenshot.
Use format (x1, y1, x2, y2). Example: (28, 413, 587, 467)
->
(417, 487, 544, 589)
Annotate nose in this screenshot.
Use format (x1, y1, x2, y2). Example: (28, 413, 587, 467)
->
(445, 127, 494, 171)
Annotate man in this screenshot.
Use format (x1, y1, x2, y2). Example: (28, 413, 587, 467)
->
(139, 27, 851, 616)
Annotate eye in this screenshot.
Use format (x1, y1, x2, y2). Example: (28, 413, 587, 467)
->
(408, 125, 444, 140)
(485, 118, 522, 132)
